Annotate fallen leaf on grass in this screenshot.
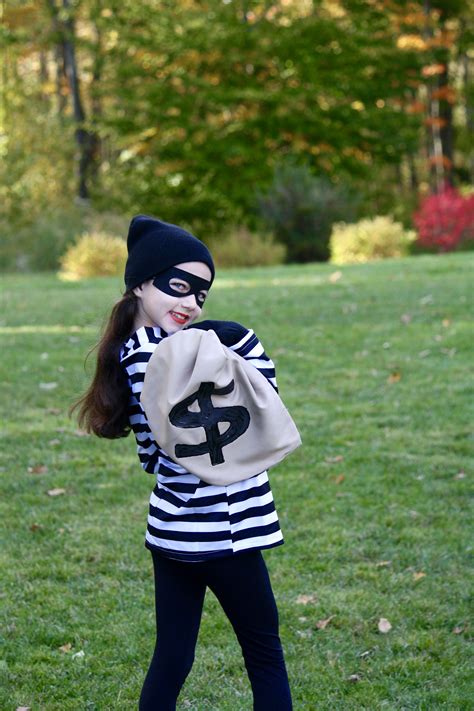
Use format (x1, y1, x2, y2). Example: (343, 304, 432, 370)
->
(420, 294, 433, 305)
(376, 561, 392, 567)
(387, 371, 401, 383)
(74, 429, 90, 437)
(59, 643, 72, 653)
(334, 474, 345, 484)
(27, 465, 48, 474)
(16, 707, 31, 710)
(47, 488, 66, 497)
(453, 625, 465, 635)
(315, 615, 335, 630)
(296, 594, 317, 605)
(347, 674, 361, 683)
(378, 618, 392, 633)
(418, 349, 431, 358)
(72, 650, 85, 659)
(413, 571, 426, 581)
(30, 523, 43, 532)
(48, 438, 61, 446)
(400, 313, 411, 324)
(442, 318, 451, 327)
(454, 470, 466, 480)
(39, 382, 58, 390)
(329, 270, 342, 283)
(325, 455, 344, 463)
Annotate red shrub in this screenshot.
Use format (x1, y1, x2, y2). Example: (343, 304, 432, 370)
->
(413, 186, 474, 252)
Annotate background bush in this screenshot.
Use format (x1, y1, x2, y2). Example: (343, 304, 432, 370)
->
(258, 162, 357, 263)
(0, 208, 83, 272)
(59, 231, 127, 280)
(330, 216, 416, 264)
(0, 208, 129, 273)
(413, 186, 474, 252)
(211, 226, 286, 268)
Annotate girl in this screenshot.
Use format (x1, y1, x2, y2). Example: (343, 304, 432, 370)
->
(75, 215, 293, 710)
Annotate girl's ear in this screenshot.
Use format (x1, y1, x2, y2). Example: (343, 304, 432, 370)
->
(133, 284, 144, 298)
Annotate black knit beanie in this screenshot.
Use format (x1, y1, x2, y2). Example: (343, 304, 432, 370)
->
(124, 215, 215, 291)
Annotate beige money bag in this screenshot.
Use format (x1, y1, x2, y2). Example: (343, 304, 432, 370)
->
(140, 328, 301, 486)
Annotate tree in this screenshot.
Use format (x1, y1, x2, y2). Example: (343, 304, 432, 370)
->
(1, 0, 472, 259)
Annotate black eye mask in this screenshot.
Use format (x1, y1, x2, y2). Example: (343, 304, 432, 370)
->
(152, 267, 211, 307)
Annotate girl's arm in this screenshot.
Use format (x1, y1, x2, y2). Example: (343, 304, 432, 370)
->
(187, 319, 278, 392)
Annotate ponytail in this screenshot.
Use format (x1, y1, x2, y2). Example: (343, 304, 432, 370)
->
(72, 291, 139, 439)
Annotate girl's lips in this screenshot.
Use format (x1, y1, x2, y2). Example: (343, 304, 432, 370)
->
(170, 311, 190, 324)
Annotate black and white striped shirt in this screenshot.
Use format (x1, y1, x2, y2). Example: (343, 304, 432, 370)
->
(120, 325, 284, 562)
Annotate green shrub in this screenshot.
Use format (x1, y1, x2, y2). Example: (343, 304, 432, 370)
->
(0, 208, 130, 273)
(211, 226, 286, 268)
(258, 162, 356, 263)
(330, 216, 416, 264)
(59, 231, 127, 280)
(0, 208, 84, 272)
(0, 109, 78, 271)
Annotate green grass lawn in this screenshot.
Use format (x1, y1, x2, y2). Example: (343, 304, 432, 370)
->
(1, 253, 473, 710)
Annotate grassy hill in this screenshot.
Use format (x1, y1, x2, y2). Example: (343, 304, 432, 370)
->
(1, 253, 472, 709)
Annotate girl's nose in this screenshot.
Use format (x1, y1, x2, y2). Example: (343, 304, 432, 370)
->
(180, 293, 199, 309)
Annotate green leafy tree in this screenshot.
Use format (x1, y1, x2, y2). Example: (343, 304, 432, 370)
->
(1, 0, 472, 268)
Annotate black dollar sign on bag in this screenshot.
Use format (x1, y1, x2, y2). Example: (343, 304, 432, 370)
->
(169, 380, 250, 466)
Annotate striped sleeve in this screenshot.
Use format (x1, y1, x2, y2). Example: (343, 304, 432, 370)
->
(121, 327, 163, 475)
(228, 328, 278, 392)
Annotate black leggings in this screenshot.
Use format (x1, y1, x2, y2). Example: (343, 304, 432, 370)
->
(139, 549, 293, 711)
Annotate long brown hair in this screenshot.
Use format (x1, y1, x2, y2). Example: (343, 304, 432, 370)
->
(72, 291, 139, 438)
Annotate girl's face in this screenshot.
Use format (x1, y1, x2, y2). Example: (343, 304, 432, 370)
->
(133, 261, 212, 334)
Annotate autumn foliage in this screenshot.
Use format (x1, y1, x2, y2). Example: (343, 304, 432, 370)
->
(413, 187, 474, 252)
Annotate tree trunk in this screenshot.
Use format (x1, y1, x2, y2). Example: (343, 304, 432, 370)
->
(39, 50, 49, 103)
(88, 19, 104, 184)
(423, 0, 444, 192)
(460, 40, 473, 184)
(437, 60, 454, 186)
(54, 42, 67, 117)
(408, 152, 419, 191)
(62, 0, 94, 200)
(395, 161, 403, 190)
(47, 0, 96, 201)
